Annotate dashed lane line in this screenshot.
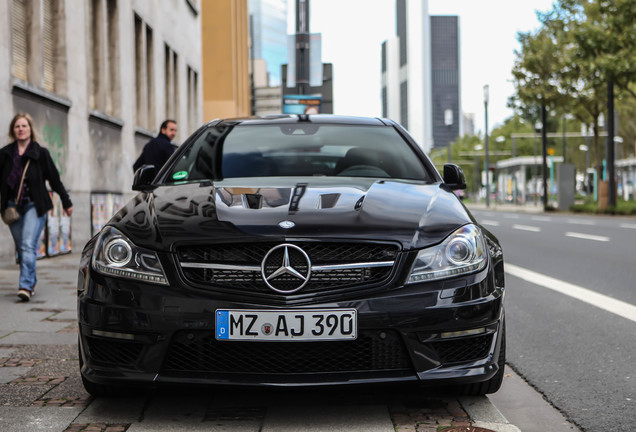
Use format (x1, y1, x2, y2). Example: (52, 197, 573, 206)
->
(512, 224, 541, 232)
(481, 220, 500, 227)
(566, 218, 596, 226)
(565, 232, 609, 242)
(531, 216, 551, 222)
(506, 263, 636, 324)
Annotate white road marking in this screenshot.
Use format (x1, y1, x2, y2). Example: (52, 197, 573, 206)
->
(481, 220, 500, 227)
(567, 218, 596, 226)
(565, 232, 609, 242)
(531, 216, 551, 222)
(506, 263, 636, 324)
(620, 223, 636, 230)
(512, 224, 541, 232)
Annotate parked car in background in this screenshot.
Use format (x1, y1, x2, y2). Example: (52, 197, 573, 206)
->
(77, 115, 506, 396)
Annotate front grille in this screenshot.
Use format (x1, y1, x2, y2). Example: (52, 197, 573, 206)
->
(86, 337, 144, 367)
(177, 242, 399, 296)
(178, 243, 397, 263)
(428, 334, 493, 364)
(162, 330, 412, 375)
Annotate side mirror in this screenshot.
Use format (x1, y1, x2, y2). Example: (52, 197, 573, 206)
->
(132, 165, 156, 191)
(443, 163, 466, 190)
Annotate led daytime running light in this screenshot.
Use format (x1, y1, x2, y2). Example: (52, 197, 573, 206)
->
(92, 227, 168, 285)
(407, 224, 487, 284)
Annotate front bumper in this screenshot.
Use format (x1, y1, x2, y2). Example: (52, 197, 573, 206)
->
(78, 257, 505, 389)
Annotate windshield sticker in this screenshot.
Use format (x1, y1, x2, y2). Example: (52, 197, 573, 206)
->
(172, 171, 188, 180)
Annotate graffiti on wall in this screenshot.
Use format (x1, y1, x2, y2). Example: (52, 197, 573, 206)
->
(42, 124, 66, 175)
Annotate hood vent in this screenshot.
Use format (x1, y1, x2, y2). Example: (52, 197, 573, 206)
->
(319, 193, 340, 209)
(242, 194, 262, 209)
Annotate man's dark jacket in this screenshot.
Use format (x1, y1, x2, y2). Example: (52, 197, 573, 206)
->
(0, 141, 72, 217)
(133, 133, 176, 172)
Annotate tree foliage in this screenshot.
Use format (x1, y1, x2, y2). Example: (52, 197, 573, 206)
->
(507, 0, 636, 172)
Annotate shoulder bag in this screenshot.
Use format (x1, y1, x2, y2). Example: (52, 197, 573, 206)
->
(2, 159, 30, 225)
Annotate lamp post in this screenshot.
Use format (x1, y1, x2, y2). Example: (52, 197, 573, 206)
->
(484, 85, 490, 207)
(445, 109, 453, 163)
(581, 123, 591, 196)
(474, 144, 483, 199)
(494, 136, 505, 203)
(541, 104, 548, 211)
(534, 122, 541, 205)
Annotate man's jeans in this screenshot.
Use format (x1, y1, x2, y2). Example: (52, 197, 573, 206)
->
(8, 202, 47, 291)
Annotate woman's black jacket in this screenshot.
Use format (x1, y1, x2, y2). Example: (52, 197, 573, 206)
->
(0, 141, 72, 217)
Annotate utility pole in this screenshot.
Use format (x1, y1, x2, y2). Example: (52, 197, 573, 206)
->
(294, 0, 310, 95)
(484, 85, 490, 208)
(541, 103, 548, 211)
(607, 78, 616, 207)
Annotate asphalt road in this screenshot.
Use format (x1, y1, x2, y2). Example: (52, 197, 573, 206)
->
(470, 207, 636, 432)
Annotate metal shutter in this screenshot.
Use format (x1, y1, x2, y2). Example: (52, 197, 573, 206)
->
(42, 0, 56, 92)
(12, 0, 28, 81)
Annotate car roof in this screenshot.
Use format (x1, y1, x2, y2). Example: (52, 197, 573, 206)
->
(206, 114, 396, 128)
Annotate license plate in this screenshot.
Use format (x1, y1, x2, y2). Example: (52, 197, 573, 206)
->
(215, 309, 357, 341)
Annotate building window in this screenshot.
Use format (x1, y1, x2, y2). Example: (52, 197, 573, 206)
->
(11, 0, 66, 93)
(187, 66, 198, 133)
(165, 44, 178, 120)
(400, 81, 408, 130)
(88, 0, 120, 117)
(134, 15, 154, 130)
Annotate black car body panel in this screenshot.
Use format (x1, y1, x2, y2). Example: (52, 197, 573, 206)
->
(113, 179, 472, 250)
(78, 115, 505, 395)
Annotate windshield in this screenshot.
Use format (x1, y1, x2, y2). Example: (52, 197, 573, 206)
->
(164, 123, 432, 183)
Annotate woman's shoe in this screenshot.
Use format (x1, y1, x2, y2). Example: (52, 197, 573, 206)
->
(17, 289, 31, 302)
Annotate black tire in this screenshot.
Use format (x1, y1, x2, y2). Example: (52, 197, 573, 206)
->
(456, 322, 506, 396)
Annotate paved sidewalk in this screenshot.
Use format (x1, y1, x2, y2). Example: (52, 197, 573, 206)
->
(0, 252, 522, 432)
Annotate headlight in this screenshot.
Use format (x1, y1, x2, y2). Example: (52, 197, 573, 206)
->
(92, 226, 168, 285)
(407, 224, 487, 283)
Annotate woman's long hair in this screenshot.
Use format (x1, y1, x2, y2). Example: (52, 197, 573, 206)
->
(8, 113, 37, 143)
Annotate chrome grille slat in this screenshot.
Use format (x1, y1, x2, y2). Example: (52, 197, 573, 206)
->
(177, 242, 399, 297)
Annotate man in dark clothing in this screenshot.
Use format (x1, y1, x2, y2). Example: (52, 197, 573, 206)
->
(133, 120, 178, 172)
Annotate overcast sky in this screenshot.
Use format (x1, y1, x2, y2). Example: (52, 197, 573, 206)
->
(295, 0, 555, 134)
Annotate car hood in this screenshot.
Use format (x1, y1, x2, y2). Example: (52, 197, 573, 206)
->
(110, 178, 473, 251)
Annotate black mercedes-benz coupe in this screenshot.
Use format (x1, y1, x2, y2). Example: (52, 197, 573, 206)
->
(78, 115, 505, 396)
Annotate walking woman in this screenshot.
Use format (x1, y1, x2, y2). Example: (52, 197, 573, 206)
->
(0, 113, 73, 301)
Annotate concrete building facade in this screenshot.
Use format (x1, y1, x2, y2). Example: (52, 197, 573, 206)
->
(202, 0, 250, 121)
(382, 0, 433, 151)
(0, 0, 202, 262)
(382, 2, 464, 153)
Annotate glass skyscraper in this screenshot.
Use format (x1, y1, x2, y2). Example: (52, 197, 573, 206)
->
(249, 0, 288, 87)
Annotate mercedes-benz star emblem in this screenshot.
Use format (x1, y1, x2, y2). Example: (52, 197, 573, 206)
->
(278, 220, 295, 229)
(261, 244, 311, 293)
